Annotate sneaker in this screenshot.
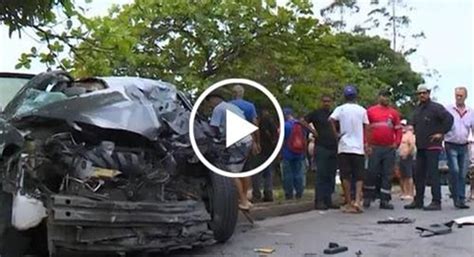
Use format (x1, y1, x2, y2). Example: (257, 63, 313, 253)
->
(400, 195, 414, 201)
(404, 201, 423, 209)
(363, 198, 371, 208)
(423, 202, 441, 211)
(380, 200, 394, 210)
(455, 200, 470, 209)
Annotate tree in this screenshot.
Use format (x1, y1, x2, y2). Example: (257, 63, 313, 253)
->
(14, 0, 422, 113)
(0, 0, 75, 36)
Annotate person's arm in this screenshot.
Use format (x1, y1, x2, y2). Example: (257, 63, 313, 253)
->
(363, 110, 371, 155)
(393, 110, 403, 147)
(430, 104, 454, 142)
(299, 118, 318, 137)
(328, 107, 341, 139)
(209, 106, 224, 137)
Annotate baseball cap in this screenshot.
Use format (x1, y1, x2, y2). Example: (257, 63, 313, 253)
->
(416, 84, 430, 93)
(400, 119, 407, 125)
(283, 107, 293, 116)
(343, 85, 357, 97)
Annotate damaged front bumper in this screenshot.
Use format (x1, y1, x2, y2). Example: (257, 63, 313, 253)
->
(46, 195, 214, 254)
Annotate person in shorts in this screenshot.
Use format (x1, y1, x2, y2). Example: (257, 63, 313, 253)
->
(398, 121, 416, 200)
(207, 92, 253, 210)
(329, 85, 369, 213)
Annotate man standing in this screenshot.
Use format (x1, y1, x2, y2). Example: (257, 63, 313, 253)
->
(444, 87, 473, 209)
(252, 108, 277, 202)
(304, 95, 339, 210)
(282, 108, 307, 200)
(206, 92, 253, 210)
(363, 90, 402, 210)
(398, 121, 416, 200)
(329, 85, 369, 213)
(404, 85, 454, 211)
(230, 85, 260, 203)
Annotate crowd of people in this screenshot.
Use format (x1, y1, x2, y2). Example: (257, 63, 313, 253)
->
(205, 84, 474, 214)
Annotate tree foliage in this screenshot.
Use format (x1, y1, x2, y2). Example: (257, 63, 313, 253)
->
(12, 0, 423, 113)
(0, 0, 76, 37)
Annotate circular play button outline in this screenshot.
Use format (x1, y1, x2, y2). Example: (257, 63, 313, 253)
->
(189, 78, 285, 178)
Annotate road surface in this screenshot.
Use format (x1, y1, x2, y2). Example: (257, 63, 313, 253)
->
(166, 187, 474, 257)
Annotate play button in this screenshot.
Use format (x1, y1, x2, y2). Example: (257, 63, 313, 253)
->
(225, 110, 258, 148)
(189, 78, 285, 178)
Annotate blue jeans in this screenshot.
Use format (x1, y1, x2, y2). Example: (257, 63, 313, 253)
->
(314, 146, 337, 205)
(445, 143, 469, 202)
(282, 159, 305, 199)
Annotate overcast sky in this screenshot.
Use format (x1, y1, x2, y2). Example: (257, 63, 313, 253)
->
(0, 0, 472, 107)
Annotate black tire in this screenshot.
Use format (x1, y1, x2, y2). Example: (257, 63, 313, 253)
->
(207, 172, 238, 243)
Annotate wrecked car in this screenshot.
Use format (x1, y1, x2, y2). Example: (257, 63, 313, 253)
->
(0, 71, 239, 256)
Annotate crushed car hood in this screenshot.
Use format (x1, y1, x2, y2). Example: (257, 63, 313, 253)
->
(5, 74, 193, 141)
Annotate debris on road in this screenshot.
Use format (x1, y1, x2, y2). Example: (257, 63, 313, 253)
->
(323, 242, 348, 255)
(254, 247, 275, 254)
(377, 217, 415, 224)
(452, 215, 474, 227)
(415, 223, 452, 237)
(355, 250, 363, 257)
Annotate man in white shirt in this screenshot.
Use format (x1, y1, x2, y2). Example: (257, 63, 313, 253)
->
(444, 87, 473, 209)
(329, 85, 369, 213)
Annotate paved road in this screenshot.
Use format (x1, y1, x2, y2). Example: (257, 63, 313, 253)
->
(166, 187, 474, 257)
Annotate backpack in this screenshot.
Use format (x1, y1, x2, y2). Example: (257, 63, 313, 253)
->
(287, 121, 306, 154)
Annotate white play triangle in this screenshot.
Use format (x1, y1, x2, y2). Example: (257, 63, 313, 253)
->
(225, 110, 258, 148)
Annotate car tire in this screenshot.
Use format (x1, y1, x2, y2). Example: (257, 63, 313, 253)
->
(207, 172, 238, 243)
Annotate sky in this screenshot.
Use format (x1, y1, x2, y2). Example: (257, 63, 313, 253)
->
(0, 0, 472, 107)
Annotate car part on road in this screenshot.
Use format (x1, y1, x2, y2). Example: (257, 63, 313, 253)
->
(447, 215, 474, 228)
(323, 242, 348, 255)
(415, 223, 452, 237)
(254, 247, 275, 254)
(377, 217, 415, 224)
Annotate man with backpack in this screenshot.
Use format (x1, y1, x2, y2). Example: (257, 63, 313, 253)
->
(329, 85, 369, 213)
(282, 108, 315, 200)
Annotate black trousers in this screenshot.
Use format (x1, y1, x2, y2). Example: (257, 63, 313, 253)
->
(414, 149, 441, 204)
(364, 146, 395, 201)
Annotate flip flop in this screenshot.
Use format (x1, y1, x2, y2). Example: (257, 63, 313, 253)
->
(239, 203, 251, 211)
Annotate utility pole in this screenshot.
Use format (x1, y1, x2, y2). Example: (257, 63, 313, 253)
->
(392, 0, 397, 51)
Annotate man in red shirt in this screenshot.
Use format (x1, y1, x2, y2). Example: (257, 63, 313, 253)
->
(363, 90, 402, 209)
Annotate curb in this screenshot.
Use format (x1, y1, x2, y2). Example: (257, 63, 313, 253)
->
(238, 200, 314, 223)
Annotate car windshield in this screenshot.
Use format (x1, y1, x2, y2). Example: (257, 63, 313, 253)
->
(0, 75, 33, 111)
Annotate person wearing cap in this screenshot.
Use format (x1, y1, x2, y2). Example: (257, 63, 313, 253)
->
(329, 85, 369, 213)
(404, 85, 454, 211)
(397, 120, 416, 200)
(363, 89, 402, 210)
(206, 92, 254, 210)
(443, 86, 473, 209)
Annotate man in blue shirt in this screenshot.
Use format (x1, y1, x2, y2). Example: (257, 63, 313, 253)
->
(230, 85, 262, 203)
(282, 107, 306, 199)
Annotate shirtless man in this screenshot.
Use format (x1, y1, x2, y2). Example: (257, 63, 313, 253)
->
(398, 121, 416, 200)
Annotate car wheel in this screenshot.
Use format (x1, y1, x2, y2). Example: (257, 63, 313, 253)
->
(207, 172, 238, 243)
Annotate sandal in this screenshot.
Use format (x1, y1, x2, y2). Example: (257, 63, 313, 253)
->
(239, 203, 251, 211)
